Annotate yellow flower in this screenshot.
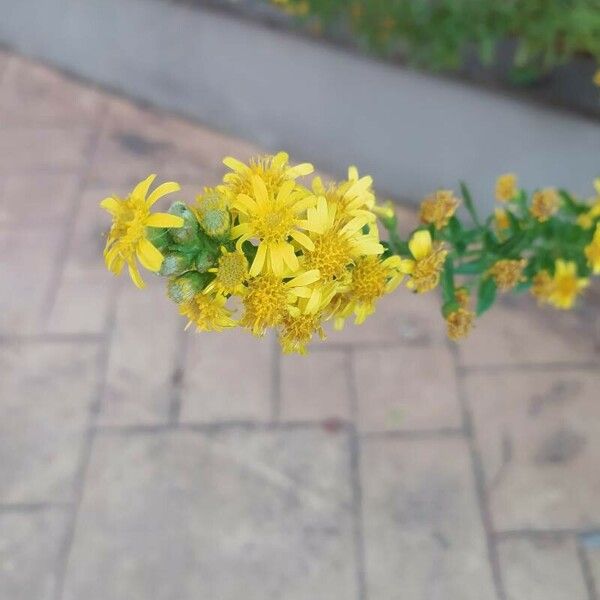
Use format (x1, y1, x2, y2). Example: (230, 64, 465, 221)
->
(531, 270, 554, 304)
(204, 246, 249, 295)
(334, 255, 404, 327)
(487, 259, 527, 292)
(101, 175, 183, 288)
(231, 176, 315, 277)
(310, 168, 375, 227)
(302, 195, 384, 281)
(495, 173, 518, 202)
(577, 180, 600, 229)
(179, 292, 236, 332)
(594, 69, 600, 87)
(419, 190, 460, 230)
(222, 151, 313, 201)
(530, 188, 559, 222)
(446, 308, 474, 341)
(400, 230, 448, 293)
(547, 259, 589, 310)
(584, 224, 600, 274)
(193, 188, 230, 238)
(372, 200, 396, 221)
(240, 269, 320, 336)
(495, 208, 510, 231)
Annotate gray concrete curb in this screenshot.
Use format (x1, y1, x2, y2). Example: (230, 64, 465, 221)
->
(1, 0, 598, 207)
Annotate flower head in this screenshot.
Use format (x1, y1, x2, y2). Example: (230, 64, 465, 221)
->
(531, 270, 554, 304)
(547, 259, 589, 310)
(231, 176, 315, 277)
(222, 151, 313, 201)
(240, 269, 320, 336)
(205, 246, 249, 295)
(179, 292, 236, 332)
(495, 208, 510, 231)
(487, 259, 527, 292)
(101, 175, 183, 288)
(495, 173, 518, 202)
(419, 190, 460, 230)
(400, 230, 448, 293)
(194, 188, 230, 239)
(530, 188, 559, 222)
(584, 224, 600, 274)
(302, 195, 384, 281)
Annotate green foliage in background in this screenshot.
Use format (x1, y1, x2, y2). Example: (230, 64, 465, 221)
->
(273, 0, 600, 77)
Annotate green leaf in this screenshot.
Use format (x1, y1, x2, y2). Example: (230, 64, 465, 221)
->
(460, 181, 482, 228)
(476, 278, 497, 316)
(440, 257, 455, 304)
(455, 259, 486, 275)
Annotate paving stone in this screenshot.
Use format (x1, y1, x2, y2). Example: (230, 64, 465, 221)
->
(0, 56, 104, 126)
(0, 509, 69, 600)
(0, 229, 61, 335)
(0, 343, 97, 503)
(62, 428, 356, 600)
(281, 350, 351, 421)
(325, 288, 447, 346)
(583, 537, 600, 596)
(0, 172, 79, 227)
(458, 295, 599, 367)
(0, 128, 92, 171)
(180, 329, 273, 423)
(89, 98, 260, 187)
(361, 437, 496, 600)
(498, 535, 589, 600)
(98, 280, 181, 425)
(354, 344, 460, 432)
(47, 186, 115, 334)
(465, 370, 600, 530)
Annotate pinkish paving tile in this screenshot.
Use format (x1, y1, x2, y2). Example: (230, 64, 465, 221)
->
(0, 342, 98, 502)
(458, 295, 598, 367)
(0, 127, 93, 171)
(89, 98, 260, 187)
(325, 288, 447, 346)
(361, 437, 496, 600)
(280, 350, 351, 421)
(98, 280, 182, 425)
(465, 369, 600, 530)
(498, 535, 589, 600)
(0, 56, 104, 126)
(180, 329, 272, 423)
(354, 343, 460, 432)
(0, 228, 61, 335)
(0, 172, 79, 227)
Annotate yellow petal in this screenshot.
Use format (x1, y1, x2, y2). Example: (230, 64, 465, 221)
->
(100, 196, 121, 216)
(289, 230, 315, 251)
(399, 258, 415, 274)
(128, 261, 145, 288)
(146, 213, 184, 228)
(409, 230, 432, 260)
(233, 193, 258, 215)
(131, 174, 156, 200)
(281, 242, 299, 272)
(146, 181, 180, 207)
(252, 176, 269, 206)
(287, 269, 320, 288)
(287, 162, 314, 177)
(269, 244, 284, 276)
(250, 242, 267, 277)
(223, 156, 249, 173)
(136, 238, 164, 272)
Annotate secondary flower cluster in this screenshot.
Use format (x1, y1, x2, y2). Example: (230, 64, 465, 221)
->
(100, 153, 599, 352)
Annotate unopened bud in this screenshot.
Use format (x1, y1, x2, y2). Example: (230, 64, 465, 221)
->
(168, 201, 199, 245)
(167, 271, 209, 304)
(159, 252, 193, 277)
(194, 188, 231, 239)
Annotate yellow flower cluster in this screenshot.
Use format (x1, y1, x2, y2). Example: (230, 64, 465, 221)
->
(101, 152, 449, 354)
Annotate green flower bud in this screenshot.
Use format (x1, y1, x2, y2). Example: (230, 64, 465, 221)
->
(167, 272, 209, 304)
(145, 226, 170, 252)
(195, 188, 231, 239)
(159, 252, 193, 277)
(195, 246, 220, 273)
(168, 201, 199, 245)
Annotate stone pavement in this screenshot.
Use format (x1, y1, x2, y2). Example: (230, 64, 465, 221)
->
(1, 50, 600, 600)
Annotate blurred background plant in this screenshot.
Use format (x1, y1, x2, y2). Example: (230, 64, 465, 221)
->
(272, 0, 600, 83)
